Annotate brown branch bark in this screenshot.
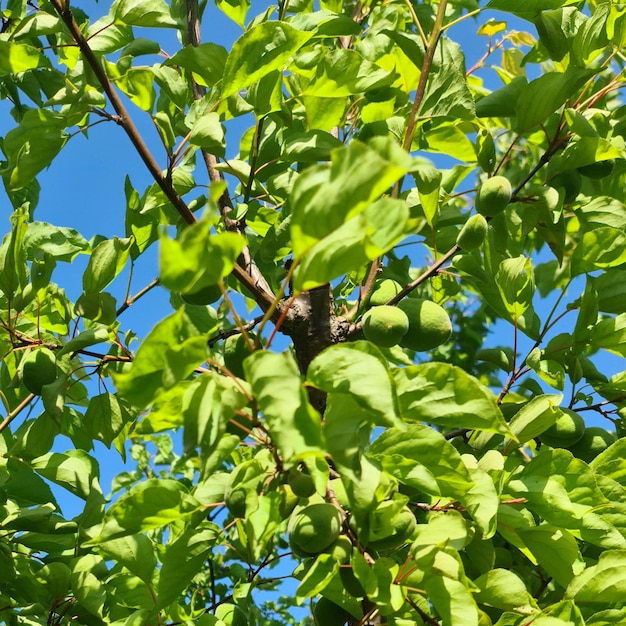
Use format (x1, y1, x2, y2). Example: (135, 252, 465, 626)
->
(49, 0, 196, 225)
(185, 0, 275, 300)
(48, 0, 277, 312)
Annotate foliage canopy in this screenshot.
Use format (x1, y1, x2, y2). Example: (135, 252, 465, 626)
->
(1, 0, 626, 624)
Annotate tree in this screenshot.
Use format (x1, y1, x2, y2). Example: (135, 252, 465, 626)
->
(1, 0, 626, 623)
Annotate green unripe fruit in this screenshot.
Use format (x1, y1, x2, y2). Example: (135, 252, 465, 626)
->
(539, 408, 586, 448)
(288, 503, 342, 556)
(362, 306, 409, 348)
(550, 170, 582, 204)
(568, 427, 617, 463)
(456, 214, 488, 251)
(223, 333, 255, 379)
(313, 597, 349, 626)
(22, 348, 57, 395)
(225, 488, 247, 519)
(339, 567, 365, 598)
(475, 176, 512, 217)
(288, 468, 316, 498)
(369, 279, 403, 306)
(398, 299, 452, 352)
(181, 284, 222, 306)
(578, 159, 615, 179)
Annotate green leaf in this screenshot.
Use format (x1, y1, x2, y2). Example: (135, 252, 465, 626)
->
(578, 197, 626, 231)
(165, 43, 228, 88)
(0, 206, 28, 299)
(506, 395, 562, 447)
(113, 309, 208, 408)
(290, 137, 411, 257)
(515, 68, 595, 132)
(296, 553, 338, 601)
(31, 450, 99, 500)
(74, 291, 118, 325)
(57, 327, 112, 356)
(589, 438, 626, 486)
(383, 33, 474, 120)
(115, 68, 156, 111)
(0, 41, 48, 75)
(590, 313, 626, 357)
(308, 342, 401, 428)
(245, 351, 325, 465)
(323, 393, 372, 482)
(534, 8, 585, 62)
(293, 197, 409, 291)
(474, 569, 535, 612)
(24, 222, 89, 262)
(222, 22, 313, 98)
(281, 130, 343, 162)
(571, 227, 626, 276)
(159, 220, 245, 294)
(303, 48, 394, 97)
(486, 0, 582, 21)
(460, 462, 500, 538)
(506, 448, 607, 527)
(84, 393, 127, 447)
(475, 77, 527, 119)
(566, 550, 626, 603)
(215, 0, 250, 26)
(1, 109, 67, 190)
(95, 479, 202, 541)
(393, 363, 511, 435)
(113, 0, 180, 28)
(368, 424, 473, 499)
(424, 575, 479, 626)
(591, 270, 626, 314)
(182, 372, 249, 455)
(71, 568, 107, 617)
(518, 524, 584, 588)
(157, 527, 219, 608)
(83, 237, 133, 293)
(189, 112, 225, 155)
(289, 10, 362, 38)
(495, 256, 535, 319)
(98, 534, 156, 584)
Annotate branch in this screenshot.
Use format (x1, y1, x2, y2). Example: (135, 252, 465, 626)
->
(0, 392, 36, 434)
(388, 243, 459, 306)
(185, 0, 275, 300)
(48, 0, 196, 226)
(402, 0, 449, 152)
(117, 277, 161, 316)
(48, 0, 277, 314)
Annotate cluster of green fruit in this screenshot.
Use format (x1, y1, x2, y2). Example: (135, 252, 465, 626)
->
(539, 408, 617, 462)
(360, 280, 452, 352)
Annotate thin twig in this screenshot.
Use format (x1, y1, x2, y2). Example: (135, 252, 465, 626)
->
(0, 392, 36, 434)
(116, 278, 161, 316)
